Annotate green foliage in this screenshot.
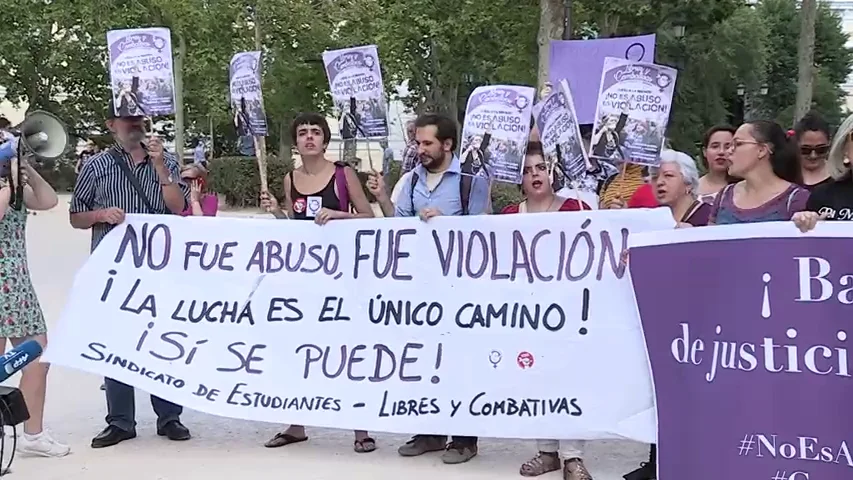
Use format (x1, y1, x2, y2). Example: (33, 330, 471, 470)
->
(208, 156, 292, 207)
(756, 0, 852, 128)
(33, 158, 78, 193)
(491, 183, 524, 214)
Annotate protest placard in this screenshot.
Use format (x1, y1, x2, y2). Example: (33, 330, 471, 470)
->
(460, 85, 536, 184)
(229, 51, 267, 136)
(629, 222, 853, 480)
(322, 45, 388, 139)
(107, 27, 175, 117)
(549, 35, 656, 125)
(589, 57, 676, 167)
(533, 79, 592, 181)
(46, 211, 674, 441)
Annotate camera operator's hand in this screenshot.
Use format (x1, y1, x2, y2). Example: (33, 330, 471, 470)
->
(97, 207, 125, 225)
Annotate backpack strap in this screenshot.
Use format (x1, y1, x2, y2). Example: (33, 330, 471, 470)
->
(708, 183, 735, 225)
(408, 170, 473, 215)
(333, 162, 351, 212)
(786, 186, 802, 217)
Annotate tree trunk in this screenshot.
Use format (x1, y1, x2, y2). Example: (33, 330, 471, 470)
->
(794, 0, 817, 126)
(174, 33, 186, 162)
(537, 0, 565, 91)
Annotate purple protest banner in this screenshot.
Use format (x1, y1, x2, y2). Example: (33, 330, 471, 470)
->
(628, 222, 853, 480)
(549, 35, 656, 125)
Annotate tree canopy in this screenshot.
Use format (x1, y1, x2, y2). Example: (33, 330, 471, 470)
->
(0, 0, 849, 156)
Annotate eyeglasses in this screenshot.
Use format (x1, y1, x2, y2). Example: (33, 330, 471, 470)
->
(800, 145, 830, 157)
(729, 139, 759, 151)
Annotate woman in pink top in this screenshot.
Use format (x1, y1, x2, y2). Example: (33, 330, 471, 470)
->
(181, 164, 218, 216)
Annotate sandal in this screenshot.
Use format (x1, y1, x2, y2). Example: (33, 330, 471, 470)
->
(520, 451, 561, 476)
(264, 432, 308, 448)
(354, 437, 377, 453)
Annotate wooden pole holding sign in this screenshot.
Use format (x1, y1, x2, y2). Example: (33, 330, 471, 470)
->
(252, 3, 269, 192)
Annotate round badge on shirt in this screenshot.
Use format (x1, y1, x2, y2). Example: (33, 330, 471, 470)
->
(293, 197, 306, 214)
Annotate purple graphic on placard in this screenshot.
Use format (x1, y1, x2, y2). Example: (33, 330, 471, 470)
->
(630, 236, 853, 480)
(549, 34, 656, 124)
(107, 27, 175, 117)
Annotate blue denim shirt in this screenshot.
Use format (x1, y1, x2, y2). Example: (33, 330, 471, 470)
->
(394, 155, 491, 217)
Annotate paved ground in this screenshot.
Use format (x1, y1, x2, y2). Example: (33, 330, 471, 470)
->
(10, 196, 649, 479)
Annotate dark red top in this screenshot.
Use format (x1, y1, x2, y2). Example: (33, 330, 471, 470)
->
(500, 198, 589, 214)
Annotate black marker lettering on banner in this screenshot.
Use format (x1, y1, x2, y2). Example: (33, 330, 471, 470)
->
(267, 298, 303, 322)
(171, 300, 254, 325)
(183, 241, 238, 271)
(296, 342, 443, 383)
(455, 302, 566, 332)
(318, 297, 350, 322)
(81, 342, 186, 389)
(225, 382, 342, 411)
(368, 294, 443, 327)
(449, 399, 462, 417)
(468, 392, 583, 417)
(244, 241, 341, 279)
(136, 322, 208, 365)
(217, 342, 267, 374)
(377, 390, 441, 417)
(113, 223, 171, 270)
(353, 228, 416, 280)
(193, 384, 220, 402)
(430, 220, 629, 282)
(117, 278, 157, 317)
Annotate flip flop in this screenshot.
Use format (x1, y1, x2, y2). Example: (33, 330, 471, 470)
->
(264, 433, 308, 448)
(353, 437, 376, 453)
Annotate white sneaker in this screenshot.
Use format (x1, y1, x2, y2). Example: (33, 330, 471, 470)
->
(16, 430, 71, 457)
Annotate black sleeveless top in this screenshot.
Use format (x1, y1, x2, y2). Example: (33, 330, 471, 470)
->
(288, 171, 342, 220)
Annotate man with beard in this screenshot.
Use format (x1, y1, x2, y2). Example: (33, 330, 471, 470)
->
(366, 113, 489, 463)
(70, 101, 191, 448)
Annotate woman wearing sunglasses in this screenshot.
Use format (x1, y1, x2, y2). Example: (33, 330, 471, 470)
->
(794, 112, 832, 191)
(793, 113, 853, 230)
(180, 164, 217, 216)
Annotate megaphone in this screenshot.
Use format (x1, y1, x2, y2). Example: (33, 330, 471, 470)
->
(0, 110, 70, 166)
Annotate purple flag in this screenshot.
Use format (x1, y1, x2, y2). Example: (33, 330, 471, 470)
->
(629, 223, 853, 480)
(549, 35, 656, 125)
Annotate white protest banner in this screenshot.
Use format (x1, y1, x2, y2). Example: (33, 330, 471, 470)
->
(229, 51, 267, 136)
(322, 45, 388, 138)
(46, 210, 674, 441)
(589, 57, 677, 167)
(460, 85, 536, 184)
(107, 27, 175, 117)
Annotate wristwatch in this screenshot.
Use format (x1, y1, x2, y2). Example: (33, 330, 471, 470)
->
(160, 173, 176, 186)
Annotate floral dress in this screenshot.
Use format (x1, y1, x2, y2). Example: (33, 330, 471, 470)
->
(0, 206, 46, 337)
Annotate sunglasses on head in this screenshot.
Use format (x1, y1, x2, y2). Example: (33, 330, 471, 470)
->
(800, 145, 830, 156)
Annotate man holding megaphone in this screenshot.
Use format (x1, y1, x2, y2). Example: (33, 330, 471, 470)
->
(69, 100, 191, 449)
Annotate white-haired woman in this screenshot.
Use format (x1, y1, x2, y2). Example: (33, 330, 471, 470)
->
(793, 114, 853, 232)
(651, 149, 712, 227)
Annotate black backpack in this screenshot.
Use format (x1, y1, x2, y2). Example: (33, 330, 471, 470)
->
(410, 172, 473, 215)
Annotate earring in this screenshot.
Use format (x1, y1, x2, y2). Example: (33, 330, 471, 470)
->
(844, 157, 851, 165)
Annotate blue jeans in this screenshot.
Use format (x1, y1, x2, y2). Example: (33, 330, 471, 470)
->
(104, 377, 182, 431)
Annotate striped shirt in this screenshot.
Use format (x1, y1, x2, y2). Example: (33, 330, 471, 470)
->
(70, 144, 188, 253)
(400, 141, 419, 173)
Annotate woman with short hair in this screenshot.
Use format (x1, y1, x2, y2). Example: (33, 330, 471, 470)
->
(651, 149, 711, 227)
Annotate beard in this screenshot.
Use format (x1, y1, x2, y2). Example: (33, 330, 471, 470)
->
(420, 151, 444, 169)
